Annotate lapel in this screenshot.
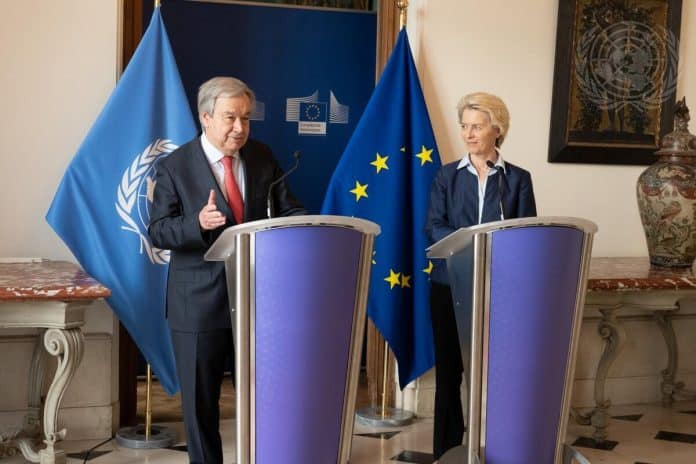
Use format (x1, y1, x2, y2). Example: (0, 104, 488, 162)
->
(456, 168, 480, 225)
(240, 143, 263, 220)
(482, 173, 499, 222)
(240, 144, 255, 211)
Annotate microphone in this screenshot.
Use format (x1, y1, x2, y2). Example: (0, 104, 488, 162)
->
(267, 150, 301, 219)
(486, 160, 506, 220)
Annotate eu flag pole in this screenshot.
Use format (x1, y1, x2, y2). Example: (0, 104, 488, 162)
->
(46, 5, 195, 405)
(322, 26, 441, 398)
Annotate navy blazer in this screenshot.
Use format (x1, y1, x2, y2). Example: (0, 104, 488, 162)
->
(148, 137, 305, 331)
(425, 159, 536, 285)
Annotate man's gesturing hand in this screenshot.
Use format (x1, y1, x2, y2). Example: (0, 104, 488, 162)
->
(199, 189, 226, 230)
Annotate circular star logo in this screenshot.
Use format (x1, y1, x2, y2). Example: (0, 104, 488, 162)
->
(304, 103, 321, 121)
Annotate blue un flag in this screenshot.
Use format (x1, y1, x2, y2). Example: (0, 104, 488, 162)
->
(322, 30, 441, 388)
(46, 8, 196, 395)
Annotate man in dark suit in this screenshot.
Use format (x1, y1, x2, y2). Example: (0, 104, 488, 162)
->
(148, 76, 304, 464)
(425, 92, 536, 460)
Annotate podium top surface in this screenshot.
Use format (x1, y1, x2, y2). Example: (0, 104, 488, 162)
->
(426, 216, 597, 258)
(205, 215, 380, 261)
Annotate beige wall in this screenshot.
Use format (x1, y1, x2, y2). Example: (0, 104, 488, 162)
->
(407, 0, 696, 257)
(0, 0, 118, 260)
(0, 0, 121, 438)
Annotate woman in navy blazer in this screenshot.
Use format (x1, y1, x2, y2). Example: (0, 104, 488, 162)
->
(425, 92, 536, 459)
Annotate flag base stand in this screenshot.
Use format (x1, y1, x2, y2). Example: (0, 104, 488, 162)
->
(117, 364, 177, 449)
(355, 406, 414, 427)
(438, 445, 470, 464)
(116, 425, 177, 449)
(356, 340, 414, 427)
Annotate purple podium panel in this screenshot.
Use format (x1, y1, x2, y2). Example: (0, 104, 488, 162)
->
(253, 226, 363, 464)
(483, 226, 584, 463)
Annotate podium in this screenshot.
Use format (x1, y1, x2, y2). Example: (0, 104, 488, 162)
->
(205, 215, 380, 464)
(427, 217, 597, 464)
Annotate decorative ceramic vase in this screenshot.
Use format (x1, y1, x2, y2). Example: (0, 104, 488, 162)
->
(637, 98, 696, 267)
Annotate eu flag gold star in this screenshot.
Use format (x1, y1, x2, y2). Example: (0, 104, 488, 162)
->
(401, 274, 412, 288)
(423, 260, 433, 274)
(415, 145, 434, 166)
(370, 153, 389, 173)
(385, 269, 401, 289)
(350, 181, 368, 202)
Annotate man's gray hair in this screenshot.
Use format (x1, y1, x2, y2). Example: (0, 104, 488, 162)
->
(197, 77, 256, 115)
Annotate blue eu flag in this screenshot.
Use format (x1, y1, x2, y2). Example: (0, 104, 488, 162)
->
(46, 8, 196, 395)
(299, 102, 327, 123)
(322, 30, 441, 388)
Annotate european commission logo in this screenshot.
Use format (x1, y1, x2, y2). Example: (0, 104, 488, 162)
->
(285, 90, 349, 135)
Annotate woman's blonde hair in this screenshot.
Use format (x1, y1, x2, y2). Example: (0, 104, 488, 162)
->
(456, 92, 510, 147)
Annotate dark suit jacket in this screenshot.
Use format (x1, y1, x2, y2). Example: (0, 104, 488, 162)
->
(425, 159, 537, 284)
(148, 137, 305, 331)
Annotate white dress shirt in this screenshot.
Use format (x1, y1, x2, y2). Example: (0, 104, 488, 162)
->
(456, 150, 506, 223)
(200, 133, 246, 202)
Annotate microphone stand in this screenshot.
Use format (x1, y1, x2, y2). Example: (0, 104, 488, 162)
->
(267, 150, 301, 218)
(486, 160, 506, 220)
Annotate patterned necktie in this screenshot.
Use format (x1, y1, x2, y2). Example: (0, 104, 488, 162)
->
(220, 156, 244, 224)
